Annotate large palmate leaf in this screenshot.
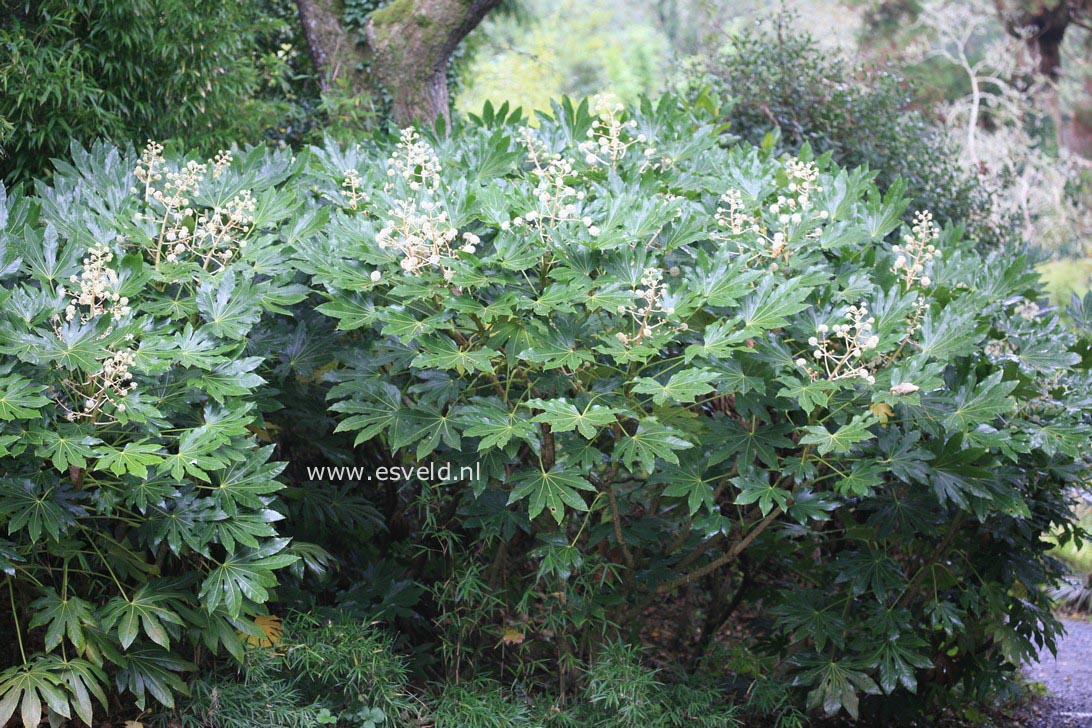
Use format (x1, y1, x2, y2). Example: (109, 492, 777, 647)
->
(943, 371, 1017, 432)
(0, 659, 67, 728)
(198, 538, 298, 617)
(656, 457, 728, 516)
(411, 335, 499, 375)
(100, 585, 187, 650)
(34, 427, 101, 471)
(517, 322, 596, 371)
(196, 270, 262, 339)
(683, 319, 750, 362)
(800, 414, 877, 455)
(508, 467, 597, 524)
(93, 441, 164, 478)
(523, 398, 619, 439)
(29, 589, 96, 652)
(739, 276, 813, 334)
(708, 418, 793, 469)
(460, 403, 540, 451)
(631, 368, 718, 405)
(114, 647, 193, 710)
(733, 470, 792, 516)
(330, 379, 403, 445)
(0, 656, 106, 727)
(612, 420, 693, 473)
(0, 376, 50, 421)
(388, 406, 464, 458)
(0, 478, 86, 542)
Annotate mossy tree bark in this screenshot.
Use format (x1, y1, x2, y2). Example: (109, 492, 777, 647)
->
(294, 0, 501, 128)
(992, 0, 1092, 157)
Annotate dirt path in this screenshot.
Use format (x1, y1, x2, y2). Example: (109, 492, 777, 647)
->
(1023, 618, 1092, 727)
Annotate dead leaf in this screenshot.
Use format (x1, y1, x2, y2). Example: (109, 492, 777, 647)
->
(502, 626, 525, 645)
(242, 614, 284, 648)
(869, 402, 894, 425)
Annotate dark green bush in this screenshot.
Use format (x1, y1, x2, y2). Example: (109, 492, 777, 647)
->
(680, 15, 1008, 247)
(0, 97, 1088, 725)
(0, 0, 292, 183)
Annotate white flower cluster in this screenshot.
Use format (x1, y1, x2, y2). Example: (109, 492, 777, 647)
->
(134, 140, 166, 198)
(211, 150, 233, 179)
(61, 348, 139, 423)
(386, 128, 442, 192)
(985, 338, 1015, 357)
(614, 267, 686, 346)
(796, 303, 880, 384)
(134, 141, 255, 271)
(578, 94, 649, 167)
(376, 200, 478, 280)
(58, 245, 130, 325)
(516, 127, 595, 240)
(167, 190, 256, 268)
(715, 190, 761, 238)
(138, 147, 205, 212)
(903, 298, 929, 340)
(1014, 300, 1040, 320)
(374, 129, 484, 281)
(893, 211, 939, 290)
(770, 159, 824, 225)
(342, 168, 370, 211)
(719, 158, 828, 265)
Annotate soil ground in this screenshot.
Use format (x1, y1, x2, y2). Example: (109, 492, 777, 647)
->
(1022, 617, 1092, 727)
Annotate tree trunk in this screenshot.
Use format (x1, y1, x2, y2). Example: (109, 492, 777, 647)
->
(992, 0, 1072, 151)
(294, 0, 372, 95)
(992, 0, 1071, 78)
(1063, 41, 1092, 158)
(294, 0, 501, 129)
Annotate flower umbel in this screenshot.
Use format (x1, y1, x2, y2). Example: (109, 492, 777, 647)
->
(376, 199, 459, 277)
(579, 94, 644, 167)
(1015, 300, 1040, 320)
(517, 127, 588, 245)
(135, 141, 255, 272)
(715, 190, 761, 238)
(342, 168, 370, 211)
(58, 348, 138, 423)
(893, 211, 939, 290)
(59, 245, 130, 325)
(614, 267, 685, 346)
(386, 128, 442, 192)
(802, 303, 880, 383)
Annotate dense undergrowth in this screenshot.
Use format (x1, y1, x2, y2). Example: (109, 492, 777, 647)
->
(0, 96, 1089, 726)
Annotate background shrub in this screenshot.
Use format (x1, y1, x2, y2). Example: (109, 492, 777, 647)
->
(679, 15, 1007, 247)
(0, 0, 301, 183)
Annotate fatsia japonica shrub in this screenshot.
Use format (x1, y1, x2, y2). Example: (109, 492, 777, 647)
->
(0, 95, 1088, 725)
(0, 143, 311, 725)
(297, 98, 1090, 720)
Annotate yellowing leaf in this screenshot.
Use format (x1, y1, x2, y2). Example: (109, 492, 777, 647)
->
(502, 626, 525, 645)
(242, 614, 284, 648)
(869, 402, 894, 425)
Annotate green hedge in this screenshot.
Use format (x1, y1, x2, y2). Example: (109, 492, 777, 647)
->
(0, 96, 1088, 725)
